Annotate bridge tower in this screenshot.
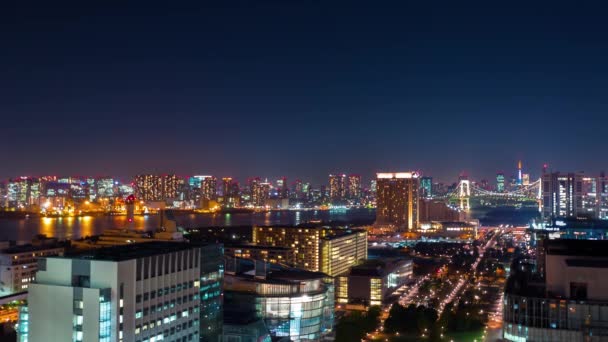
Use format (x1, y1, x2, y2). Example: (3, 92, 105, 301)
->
(458, 179, 471, 211)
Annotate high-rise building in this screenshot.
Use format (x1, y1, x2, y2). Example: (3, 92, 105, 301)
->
(18, 242, 224, 342)
(370, 180, 377, 195)
(292, 179, 303, 200)
(542, 172, 583, 218)
(201, 176, 217, 201)
(420, 176, 433, 198)
(252, 226, 367, 276)
(250, 178, 269, 207)
(375, 172, 420, 231)
(221, 177, 235, 197)
(503, 239, 608, 341)
(276, 177, 288, 199)
(496, 172, 505, 192)
(347, 174, 362, 200)
(522, 173, 530, 186)
(134, 174, 180, 202)
(96, 177, 115, 199)
(7, 177, 41, 210)
(329, 174, 347, 202)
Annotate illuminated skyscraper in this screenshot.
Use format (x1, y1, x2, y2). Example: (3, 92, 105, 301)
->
(375, 172, 420, 231)
(329, 174, 347, 202)
(496, 172, 505, 192)
(420, 176, 432, 198)
(7, 177, 40, 210)
(252, 226, 367, 276)
(293, 179, 303, 199)
(96, 177, 115, 199)
(542, 172, 583, 218)
(201, 176, 217, 200)
(134, 174, 180, 202)
(276, 177, 288, 199)
(222, 177, 233, 197)
(347, 174, 361, 200)
(250, 177, 268, 207)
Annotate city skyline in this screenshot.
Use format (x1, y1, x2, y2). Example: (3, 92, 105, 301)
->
(3, 2, 608, 183)
(0, 160, 600, 186)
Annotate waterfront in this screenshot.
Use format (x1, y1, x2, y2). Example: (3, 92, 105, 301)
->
(0, 208, 377, 242)
(0, 206, 540, 243)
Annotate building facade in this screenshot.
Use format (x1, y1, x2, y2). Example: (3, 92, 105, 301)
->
(329, 174, 347, 202)
(0, 243, 64, 296)
(503, 239, 608, 341)
(542, 172, 584, 219)
(336, 258, 413, 306)
(19, 242, 223, 342)
(224, 263, 334, 341)
(252, 226, 367, 276)
(375, 172, 420, 231)
(224, 244, 295, 265)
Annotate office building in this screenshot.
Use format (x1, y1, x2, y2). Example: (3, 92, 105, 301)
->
(0, 242, 64, 296)
(503, 239, 608, 341)
(336, 258, 412, 306)
(224, 260, 334, 341)
(224, 244, 295, 265)
(7, 177, 41, 210)
(18, 242, 223, 342)
(375, 172, 420, 231)
(496, 172, 505, 193)
(418, 199, 463, 222)
(252, 226, 367, 276)
(329, 174, 347, 202)
(420, 176, 432, 198)
(417, 221, 478, 238)
(96, 178, 115, 199)
(201, 176, 217, 201)
(542, 172, 584, 218)
(276, 177, 289, 199)
(250, 178, 269, 207)
(347, 174, 361, 200)
(134, 174, 180, 202)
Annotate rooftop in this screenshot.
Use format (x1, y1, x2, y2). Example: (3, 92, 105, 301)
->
(57, 241, 207, 261)
(2, 244, 63, 254)
(348, 258, 411, 277)
(545, 239, 608, 257)
(225, 244, 292, 251)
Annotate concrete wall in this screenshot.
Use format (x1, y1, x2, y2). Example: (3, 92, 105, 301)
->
(546, 255, 608, 300)
(28, 283, 75, 342)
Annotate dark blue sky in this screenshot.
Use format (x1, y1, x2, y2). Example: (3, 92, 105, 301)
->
(2, 2, 608, 185)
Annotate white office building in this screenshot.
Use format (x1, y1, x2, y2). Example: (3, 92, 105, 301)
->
(18, 242, 224, 342)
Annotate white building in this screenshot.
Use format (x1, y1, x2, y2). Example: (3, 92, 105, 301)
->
(18, 242, 224, 342)
(0, 243, 63, 296)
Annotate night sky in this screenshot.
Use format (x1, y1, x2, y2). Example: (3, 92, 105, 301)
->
(2, 2, 608, 185)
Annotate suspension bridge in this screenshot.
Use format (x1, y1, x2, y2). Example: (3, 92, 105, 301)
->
(445, 178, 542, 211)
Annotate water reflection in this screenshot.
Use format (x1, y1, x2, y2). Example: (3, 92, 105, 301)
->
(0, 208, 377, 241)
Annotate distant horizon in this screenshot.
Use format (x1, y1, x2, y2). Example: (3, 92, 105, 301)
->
(2, 161, 606, 187)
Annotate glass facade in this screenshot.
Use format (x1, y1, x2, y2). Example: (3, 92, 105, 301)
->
(226, 275, 334, 341)
(199, 244, 224, 342)
(503, 293, 608, 340)
(99, 295, 111, 342)
(17, 306, 28, 342)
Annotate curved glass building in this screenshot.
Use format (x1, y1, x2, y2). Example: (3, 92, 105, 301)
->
(225, 261, 334, 341)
